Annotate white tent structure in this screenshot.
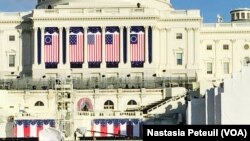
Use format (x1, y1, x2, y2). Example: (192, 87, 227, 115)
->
(39, 127, 64, 141)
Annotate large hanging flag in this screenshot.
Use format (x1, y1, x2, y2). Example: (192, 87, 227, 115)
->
(105, 27, 120, 63)
(130, 26, 145, 62)
(13, 119, 55, 138)
(69, 27, 84, 63)
(91, 119, 141, 137)
(44, 27, 59, 63)
(87, 27, 102, 63)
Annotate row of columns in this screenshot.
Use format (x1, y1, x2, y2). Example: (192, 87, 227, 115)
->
(33, 26, 154, 68)
(186, 28, 199, 68)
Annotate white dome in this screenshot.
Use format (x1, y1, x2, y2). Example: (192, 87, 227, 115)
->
(36, 0, 173, 10)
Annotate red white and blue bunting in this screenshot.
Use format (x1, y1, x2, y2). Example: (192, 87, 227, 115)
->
(13, 119, 55, 138)
(91, 119, 142, 137)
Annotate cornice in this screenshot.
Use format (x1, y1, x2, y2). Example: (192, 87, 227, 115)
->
(0, 20, 22, 24)
(201, 30, 250, 34)
(31, 16, 159, 21)
(160, 18, 202, 22)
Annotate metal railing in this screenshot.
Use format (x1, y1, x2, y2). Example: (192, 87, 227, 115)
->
(0, 77, 196, 90)
(77, 111, 143, 117)
(146, 94, 186, 113)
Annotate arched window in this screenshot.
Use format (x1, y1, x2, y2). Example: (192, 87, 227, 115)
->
(244, 44, 249, 50)
(127, 100, 137, 105)
(244, 57, 250, 66)
(35, 101, 44, 106)
(80, 101, 91, 111)
(82, 105, 88, 111)
(48, 5, 52, 9)
(104, 100, 114, 109)
(77, 98, 93, 111)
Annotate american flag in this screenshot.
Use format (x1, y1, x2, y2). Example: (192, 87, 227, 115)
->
(105, 27, 120, 63)
(69, 27, 84, 63)
(44, 27, 59, 63)
(87, 27, 102, 63)
(91, 119, 142, 137)
(13, 119, 55, 138)
(130, 27, 145, 62)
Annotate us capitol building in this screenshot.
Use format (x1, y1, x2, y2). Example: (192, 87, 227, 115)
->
(0, 0, 250, 139)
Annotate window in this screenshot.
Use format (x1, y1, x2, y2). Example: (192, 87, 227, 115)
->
(176, 53, 183, 65)
(35, 101, 44, 106)
(176, 33, 182, 39)
(223, 44, 229, 50)
(207, 45, 212, 50)
(236, 13, 240, 19)
(81, 105, 89, 111)
(9, 55, 15, 67)
(241, 13, 245, 19)
(207, 63, 213, 74)
(223, 62, 229, 74)
(127, 100, 137, 105)
(104, 100, 114, 109)
(48, 5, 52, 9)
(248, 13, 250, 19)
(231, 13, 235, 21)
(244, 57, 250, 66)
(244, 44, 249, 50)
(9, 35, 15, 41)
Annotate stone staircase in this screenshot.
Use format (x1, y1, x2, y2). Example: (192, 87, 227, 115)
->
(145, 95, 186, 115)
(141, 97, 172, 114)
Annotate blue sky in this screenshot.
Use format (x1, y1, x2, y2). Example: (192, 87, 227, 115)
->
(171, 0, 250, 23)
(0, 0, 249, 23)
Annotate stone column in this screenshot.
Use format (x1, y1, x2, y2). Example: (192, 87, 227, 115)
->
(214, 40, 220, 77)
(165, 28, 171, 67)
(58, 27, 63, 66)
(66, 27, 70, 67)
(193, 28, 199, 68)
(231, 39, 236, 73)
(119, 26, 124, 66)
(101, 26, 106, 68)
(84, 27, 88, 68)
(186, 27, 194, 68)
(33, 27, 38, 66)
(126, 26, 131, 65)
(18, 29, 23, 71)
(41, 27, 45, 65)
(152, 26, 159, 64)
(117, 95, 122, 110)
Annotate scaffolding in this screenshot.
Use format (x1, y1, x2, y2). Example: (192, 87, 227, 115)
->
(0, 76, 197, 90)
(54, 78, 74, 139)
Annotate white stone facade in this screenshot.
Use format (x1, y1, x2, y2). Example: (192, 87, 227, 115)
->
(187, 65, 250, 124)
(0, 0, 248, 84)
(0, 0, 249, 138)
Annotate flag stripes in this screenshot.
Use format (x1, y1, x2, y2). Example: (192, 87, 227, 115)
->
(13, 120, 55, 138)
(87, 27, 102, 63)
(105, 27, 120, 63)
(130, 33, 145, 62)
(44, 27, 59, 63)
(69, 27, 84, 63)
(91, 119, 141, 137)
(130, 26, 145, 62)
(40, 26, 147, 65)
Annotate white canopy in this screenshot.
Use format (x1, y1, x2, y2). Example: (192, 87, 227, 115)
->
(39, 127, 63, 141)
